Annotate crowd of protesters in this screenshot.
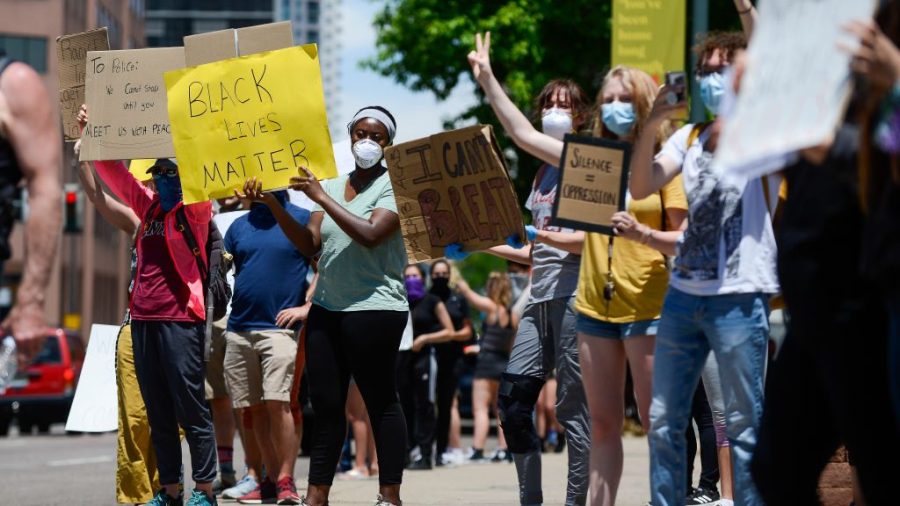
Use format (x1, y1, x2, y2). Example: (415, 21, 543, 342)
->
(55, 0, 900, 505)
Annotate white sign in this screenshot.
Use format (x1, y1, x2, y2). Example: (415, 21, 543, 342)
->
(65, 324, 119, 432)
(715, 0, 877, 179)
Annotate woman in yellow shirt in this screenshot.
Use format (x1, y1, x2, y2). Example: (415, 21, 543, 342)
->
(574, 66, 688, 505)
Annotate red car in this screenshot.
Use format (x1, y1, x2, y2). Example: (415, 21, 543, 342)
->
(0, 329, 85, 435)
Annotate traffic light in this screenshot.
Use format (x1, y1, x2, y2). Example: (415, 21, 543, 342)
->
(63, 184, 82, 234)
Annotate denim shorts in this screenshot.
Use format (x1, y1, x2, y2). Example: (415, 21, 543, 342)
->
(576, 312, 659, 340)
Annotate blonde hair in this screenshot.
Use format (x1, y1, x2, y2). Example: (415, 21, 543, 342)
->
(591, 65, 674, 147)
(486, 272, 512, 309)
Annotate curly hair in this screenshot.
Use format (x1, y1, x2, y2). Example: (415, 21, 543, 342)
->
(534, 79, 592, 131)
(693, 31, 748, 72)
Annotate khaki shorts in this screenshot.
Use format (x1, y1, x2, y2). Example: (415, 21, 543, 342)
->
(204, 318, 229, 400)
(224, 328, 298, 408)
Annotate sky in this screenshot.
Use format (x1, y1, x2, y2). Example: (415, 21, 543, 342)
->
(334, 0, 477, 144)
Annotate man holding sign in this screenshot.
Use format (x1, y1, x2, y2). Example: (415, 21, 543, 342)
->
(84, 106, 217, 505)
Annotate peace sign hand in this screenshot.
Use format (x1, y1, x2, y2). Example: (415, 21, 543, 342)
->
(290, 166, 325, 204)
(467, 32, 494, 85)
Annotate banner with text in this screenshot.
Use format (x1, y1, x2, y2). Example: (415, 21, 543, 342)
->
(715, 0, 877, 179)
(385, 125, 525, 262)
(164, 44, 337, 204)
(611, 0, 686, 83)
(552, 135, 630, 235)
(56, 28, 109, 142)
(65, 324, 118, 433)
(79, 47, 186, 161)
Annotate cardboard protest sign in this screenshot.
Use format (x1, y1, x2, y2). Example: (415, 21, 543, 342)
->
(164, 45, 337, 204)
(184, 21, 293, 66)
(551, 135, 630, 235)
(385, 125, 525, 262)
(715, 0, 878, 179)
(65, 324, 118, 433)
(56, 28, 109, 142)
(78, 47, 186, 161)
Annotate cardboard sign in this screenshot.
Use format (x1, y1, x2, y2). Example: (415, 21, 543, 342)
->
(551, 135, 630, 235)
(184, 21, 293, 66)
(715, 0, 878, 179)
(65, 324, 118, 433)
(164, 45, 337, 204)
(385, 125, 525, 262)
(56, 28, 109, 142)
(78, 47, 186, 161)
(611, 0, 686, 83)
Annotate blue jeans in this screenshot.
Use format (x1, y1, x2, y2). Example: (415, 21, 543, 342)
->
(649, 288, 769, 506)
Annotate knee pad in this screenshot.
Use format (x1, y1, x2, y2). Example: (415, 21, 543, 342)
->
(498, 373, 544, 454)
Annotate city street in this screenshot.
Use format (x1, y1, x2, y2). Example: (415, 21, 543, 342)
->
(0, 425, 657, 505)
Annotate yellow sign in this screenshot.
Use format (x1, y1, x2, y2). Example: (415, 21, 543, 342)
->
(611, 0, 686, 83)
(128, 159, 155, 181)
(63, 313, 81, 331)
(164, 45, 337, 204)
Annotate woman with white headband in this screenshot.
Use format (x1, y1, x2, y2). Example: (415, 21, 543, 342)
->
(241, 106, 408, 506)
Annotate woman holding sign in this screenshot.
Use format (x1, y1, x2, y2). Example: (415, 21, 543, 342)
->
(468, 33, 688, 506)
(239, 106, 407, 506)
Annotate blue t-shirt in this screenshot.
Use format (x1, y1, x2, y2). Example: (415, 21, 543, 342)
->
(225, 203, 311, 331)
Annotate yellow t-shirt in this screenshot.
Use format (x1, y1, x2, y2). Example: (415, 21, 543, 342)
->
(574, 175, 688, 323)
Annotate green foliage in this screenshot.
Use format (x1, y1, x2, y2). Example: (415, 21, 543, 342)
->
(366, 0, 744, 205)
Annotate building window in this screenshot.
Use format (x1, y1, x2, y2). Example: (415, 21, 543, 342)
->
(307, 1, 320, 24)
(96, 4, 122, 49)
(0, 35, 48, 73)
(307, 30, 319, 45)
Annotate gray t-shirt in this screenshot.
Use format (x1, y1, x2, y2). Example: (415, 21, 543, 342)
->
(525, 165, 581, 303)
(312, 172, 409, 312)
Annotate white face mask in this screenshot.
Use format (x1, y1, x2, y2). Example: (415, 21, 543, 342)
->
(352, 139, 383, 169)
(541, 107, 573, 140)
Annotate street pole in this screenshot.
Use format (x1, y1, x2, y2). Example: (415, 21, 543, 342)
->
(691, 0, 709, 124)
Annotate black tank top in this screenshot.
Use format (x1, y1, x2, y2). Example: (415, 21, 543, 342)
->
(479, 309, 515, 356)
(0, 55, 24, 261)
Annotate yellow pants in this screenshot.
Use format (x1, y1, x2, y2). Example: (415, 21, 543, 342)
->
(115, 324, 159, 504)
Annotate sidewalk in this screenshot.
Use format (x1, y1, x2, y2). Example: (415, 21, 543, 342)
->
(279, 435, 652, 506)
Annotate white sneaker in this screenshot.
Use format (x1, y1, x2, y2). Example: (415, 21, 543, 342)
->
(222, 474, 259, 499)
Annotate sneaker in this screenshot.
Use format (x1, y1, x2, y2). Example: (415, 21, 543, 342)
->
(467, 448, 487, 463)
(213, 471, 237, 495)
(223, 474, 259, 500)
(147, 490, 184, 506)
(276, 476, 300, 505)
(440, 448, 465, 466)
(374, 495, 401, 506)
(186, 490, 218, 506)
(686, 487, 720, 505)
(406, 456, 432, 470)
(237, 478, 277, 504)
(490, 448, 512, 463)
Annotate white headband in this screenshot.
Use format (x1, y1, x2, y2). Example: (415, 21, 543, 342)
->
(348, 108, 396, 142)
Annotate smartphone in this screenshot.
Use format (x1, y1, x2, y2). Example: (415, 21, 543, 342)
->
(664, 71, 687, 105)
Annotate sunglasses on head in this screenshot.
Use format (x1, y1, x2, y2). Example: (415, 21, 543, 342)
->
(150, 166, 178, 177)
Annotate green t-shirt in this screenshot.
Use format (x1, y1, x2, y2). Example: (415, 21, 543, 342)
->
(312, 171, 408, 312)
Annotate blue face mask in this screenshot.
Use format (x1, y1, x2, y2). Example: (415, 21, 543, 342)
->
(601, 101, 636, 137)
(699, 71, 727, 116)
(154, 173, 183, 212)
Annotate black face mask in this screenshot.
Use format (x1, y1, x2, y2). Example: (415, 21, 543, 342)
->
(430, 277, 450, 297)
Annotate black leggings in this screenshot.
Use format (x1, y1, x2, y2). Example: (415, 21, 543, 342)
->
(686, 381, 719, 492)
(434, 344, 462, 457)
(305, 305, 408, 486)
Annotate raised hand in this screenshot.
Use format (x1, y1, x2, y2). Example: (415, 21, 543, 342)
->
(843, 20, 900, 93)
(234, 177, 276, 206)
(467, 31, 494, 85)
(290, 166, 326, 204)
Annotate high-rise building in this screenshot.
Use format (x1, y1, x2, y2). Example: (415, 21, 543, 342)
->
(274, 0, 342, 137)
(144, 0, 273, 48)
(0, 0, 146, 338)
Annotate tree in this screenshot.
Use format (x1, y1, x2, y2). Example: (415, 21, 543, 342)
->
(367, 0, 743, 206)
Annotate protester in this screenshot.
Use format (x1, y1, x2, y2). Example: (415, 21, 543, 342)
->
(428, 259, 474, 466)
(628, 18, 776, 504)
(467, 32, 591, 506)
(220, 187, 309, 505)
(73, 129, 155, 504)
(242, 106, 408, 506)
(750, 4, 900, 503)
(89, 146, 217, 505)
(456, 274, 516, 463)
(0, 50, 61, 367)
(685, 382, 721, 506)
(340, 382, 379, 479)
